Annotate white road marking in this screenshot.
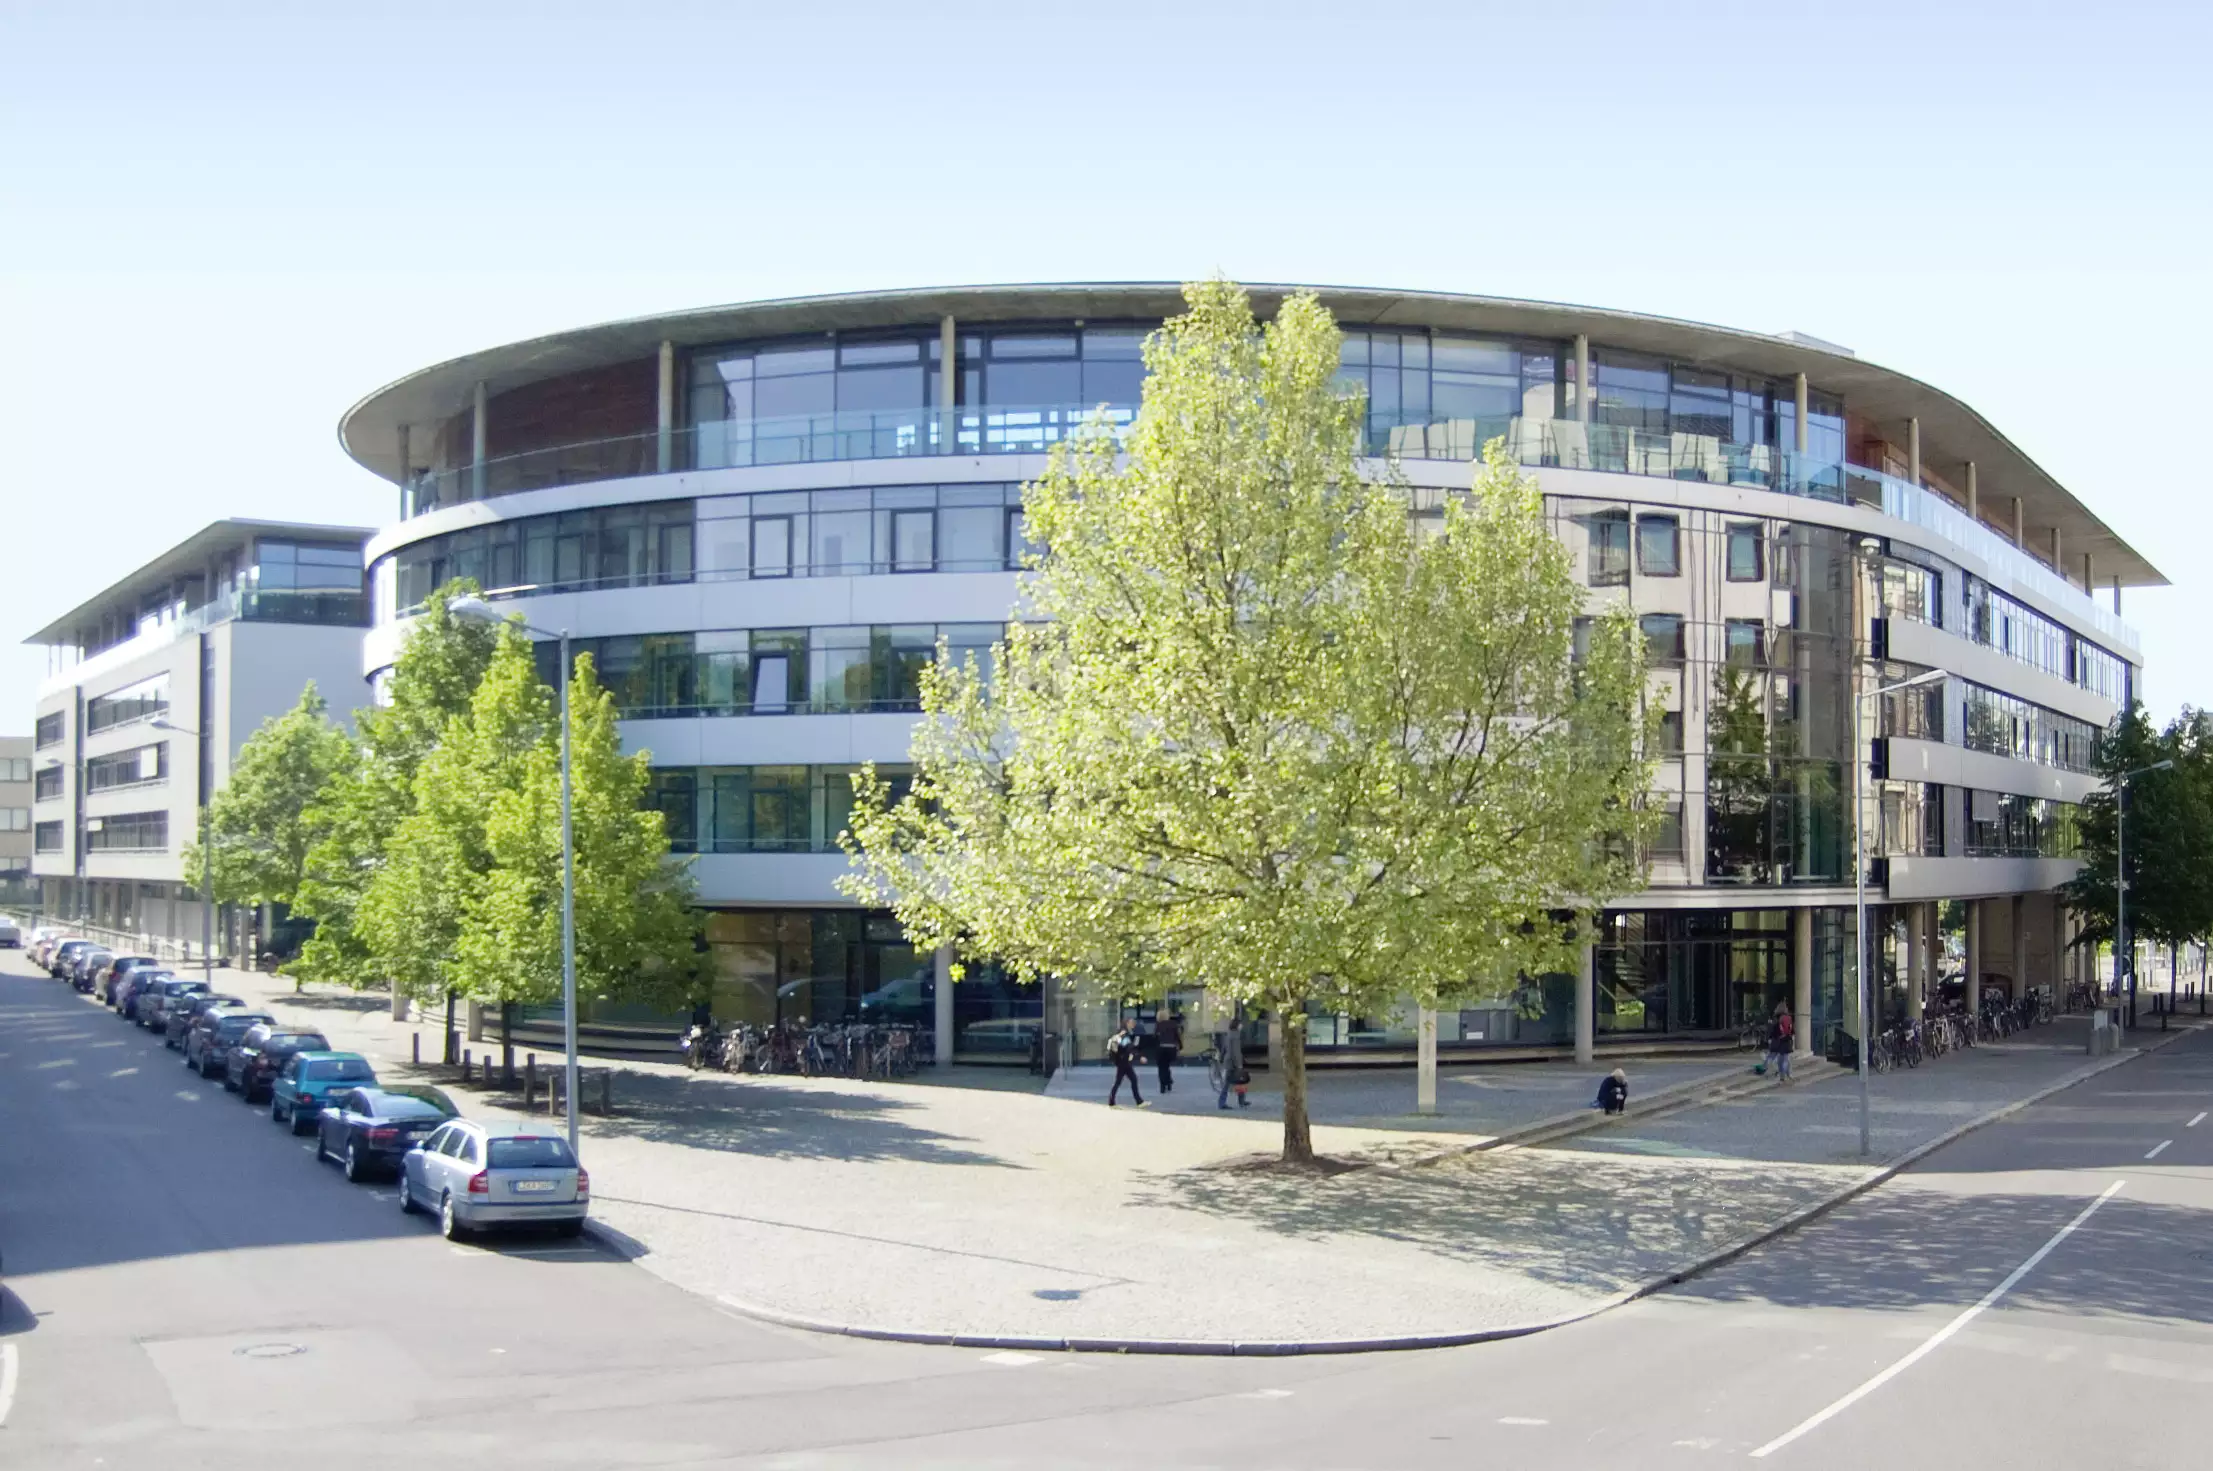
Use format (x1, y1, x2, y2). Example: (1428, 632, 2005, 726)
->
(1498, 1416, 1548, 1426)
(108, 1067, 137, 1078)
(53, 1079, 78, 1091)
(1245, 1389, 1294, 1399)
(979, 1351, 1040, 1366)
(175, 1091, 200, 1103)
(0, 1341, 17, 1426)
(2146, 1140, 2172, 1160)
(2189, 1112, 2206, 1128)
(1751, 1181, 2125, 1459)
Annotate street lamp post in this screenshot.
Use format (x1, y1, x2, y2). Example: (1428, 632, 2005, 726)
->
(150, 717, 214, 987)
(448, 596, 578, 1157)
(2116, 758, 2174, 1030)
(1852, 666, 1946, 1158)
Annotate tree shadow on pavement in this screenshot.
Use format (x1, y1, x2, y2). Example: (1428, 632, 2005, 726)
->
(275, 992, 389, 1015)
(1129, 1146, 1860, 1296)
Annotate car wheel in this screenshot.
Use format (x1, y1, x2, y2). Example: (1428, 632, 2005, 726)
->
(289, 1105, 311, 1137)
(344, 1143, 365, 1183)
(440, 1193, 470, 1242)
(397, 1173, 418, 1214)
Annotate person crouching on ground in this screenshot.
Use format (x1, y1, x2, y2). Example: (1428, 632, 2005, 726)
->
(1594, 1068, 1628, 1115)
(1107, 1018, 1148, 1107)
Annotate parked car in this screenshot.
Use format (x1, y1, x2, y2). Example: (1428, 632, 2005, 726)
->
(99, 956, 160, 1005)
(46, 938, 95, 978)
(226, 1025, 331, 1101)
(115, 968, 176, 1020)
(270, 1051, 377, 1134)
(315, 1087, 460, 1181)
(165, 993, 246, 1050)
(69, 947, 115, 993)
(137, 977, 211, 1032)
(0, 917, 21, 947)
(184, 1008, 276, 1078)
(398, 1120, 588, 1241)
(25, 926, 61, 961)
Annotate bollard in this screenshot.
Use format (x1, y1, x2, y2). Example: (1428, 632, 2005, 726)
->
(463, 1049, 473, 1082)
(525, 1055, 538, 1110)
(600, 1068, 613, 1116)
(411, 1032, 420, 1066)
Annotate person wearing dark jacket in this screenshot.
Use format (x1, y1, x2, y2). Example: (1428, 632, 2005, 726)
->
(1594, 1068, 1629, 1115)
(1154, 1009, 1183, 1092)
(1107, 1020, 1147, 1107)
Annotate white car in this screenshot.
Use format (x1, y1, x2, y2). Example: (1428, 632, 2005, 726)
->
(0, 918, 21, 948)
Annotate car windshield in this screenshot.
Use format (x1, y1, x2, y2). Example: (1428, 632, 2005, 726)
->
(380, 1086, 458, 1116)
(376, 1097, 450, 1121)
(272, 1034, 328, 1055)
(217, 1016, 270, 1035)
(487, 1137, 577, 1170)
(302, 1058, 375, 1082)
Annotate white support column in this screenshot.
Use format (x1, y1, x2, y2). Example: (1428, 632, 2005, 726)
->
(2082, 552, 2095, 595)
(1907, 417, 1921, 486)
(1794, 374, 1810, 453)
(2112, 576, 2123, 617)
(396, 423, 411, 519)
(1966, 901, 1984, 1011)
(1574, 334, 1591, 423)
(1905, 904, 1926, 1021)
(470, 380, 488, 502)
(2049, 525, 2063, 574)
(1965, 461, 1978, 520)
(933, 943, 954, 1066)
(656, 340, 675, 473)
(1925, 901, 1944, 1014)
(2052, 900, 2069, 1004)
(938, 314, 957, 453)
(2012, 895, 2028, 999)
(1574, 940, 1595, 1065)
(2013, 497, 2025, 548)
(1793, 907, 1814, 1058)
(1416, 1006, 1438, 1115)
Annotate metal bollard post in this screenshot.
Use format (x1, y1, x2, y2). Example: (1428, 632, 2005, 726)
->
(461, 1050, 473, 1082)
(526, 1055, 538, 1110)
(412, 1033, 421, 1066)
(600, 1068, 612, 1116)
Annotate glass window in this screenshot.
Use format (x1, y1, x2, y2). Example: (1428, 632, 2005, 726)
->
(752, 517, 792, 577)
(487, 1136, 578, 1169)
(1639, 614, 1685, 666)
(810, 508, 870, 576)
(1725, 522, 1765, 582)
(1724, 620, 1765, 668)
(939, 505, 1003, 571)
(1636, 515, 1680, 576)
(891, 509, 934, 572)
(1587, 513, 1630, 587)
(750, 654, 790, 714)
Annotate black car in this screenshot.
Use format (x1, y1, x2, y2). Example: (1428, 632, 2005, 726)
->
(315, 1087, 460, 1182)
(185, 1008, 276, 1078)
(99, 956, 159, 1005)
(226, 1025, 331, 1102)
(46, 939, 94, 978)
(165, 993, 246, 1050)
(70, 948, 115, 992)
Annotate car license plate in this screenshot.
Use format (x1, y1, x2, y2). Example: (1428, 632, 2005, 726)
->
(512, 1179, 557, 1193)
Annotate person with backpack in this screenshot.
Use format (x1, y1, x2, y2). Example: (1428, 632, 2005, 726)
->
(1107, 1018, 1148, 1107)
(1768, 1003, 1795, 1083)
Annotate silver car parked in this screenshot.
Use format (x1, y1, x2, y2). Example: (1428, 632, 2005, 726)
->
(398, 1120, 589, 1242)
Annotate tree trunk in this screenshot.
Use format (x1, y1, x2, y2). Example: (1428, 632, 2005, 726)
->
(443, 990, 458, 1064)
(1280, 1018, 1313, 1163)
(500, 1001, 515, 1086)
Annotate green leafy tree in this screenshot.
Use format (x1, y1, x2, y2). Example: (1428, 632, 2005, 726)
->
(841, 280, 1653, 1163)
(181, 683, 356, 912)
(457, 652, 702, 1013)
(292, 584, 502, 989)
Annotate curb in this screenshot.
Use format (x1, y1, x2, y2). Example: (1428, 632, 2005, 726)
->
(690, 1037, 2183, 1357)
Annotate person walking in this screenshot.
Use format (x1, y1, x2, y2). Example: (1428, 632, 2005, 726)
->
(1215, 1013, 1249, 1110)
(1768, 1003, 1795, 1083)
(1107, 1018, 1147, 1107)
(1154, 1007, 1183, 1093)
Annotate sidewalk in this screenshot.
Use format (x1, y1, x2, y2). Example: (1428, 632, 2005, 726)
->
(122, 963, 2203, 1350)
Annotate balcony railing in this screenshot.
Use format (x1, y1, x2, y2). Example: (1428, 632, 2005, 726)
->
(39, 588, 369, 700)
(401, 407, 2135, 649)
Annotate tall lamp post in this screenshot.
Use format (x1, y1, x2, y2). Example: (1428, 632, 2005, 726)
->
(149, 717, 215, 988)
(2116, 758, 2174, 1029)
(1852, 666, 1946, 1158)
(448, 596, 578, 1157)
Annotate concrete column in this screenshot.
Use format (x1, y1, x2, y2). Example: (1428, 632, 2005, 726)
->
(933, 943, 954, 1066)
(1792, 907, 1814, 1057)
(1925, 901, 1944, 1013)
(2049, 525, 2063, 574)
(656, 340, 676, 473)
(939, 314, 957, 453)
(1574, 940, 1595, 1065)
(1904, 904, 1926, 1020)
(1416, 1006, 1438, 1114)
(2012, 894, 2028, 999)
(1907, 417, 1921, 486)
(2111, 577, 2123, 617)
(1966, 901, 1983, 1011)
(396, 423, 411, 518)
(1965, 462, 1978, 520)
(1793, 374, 1810, 453)
(470, 380, 488, 502)
(2012, 497, 2025, 548)
(2052, 900, 2069, 1003)
(1575, 334, 1592, 423)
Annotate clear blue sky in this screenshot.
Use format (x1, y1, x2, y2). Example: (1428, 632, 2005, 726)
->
(4, 0, 2207, 725)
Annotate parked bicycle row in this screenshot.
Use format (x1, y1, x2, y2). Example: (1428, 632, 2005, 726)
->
(681, 1018, 932, 1079)
(1864, 991, 2055, 1073)
(19, 925, 589, 1244)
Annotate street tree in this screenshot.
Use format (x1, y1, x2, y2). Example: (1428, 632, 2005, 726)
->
(180, 683, 356, 913)
(457, 650, 702, 1016)
(841, 280, 1653, 1163)
(291, 584, 502, 990)
(2065, 703, 2213, 1003)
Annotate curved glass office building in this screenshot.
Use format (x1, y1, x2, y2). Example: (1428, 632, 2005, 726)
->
(342, 285, 2160, 1062)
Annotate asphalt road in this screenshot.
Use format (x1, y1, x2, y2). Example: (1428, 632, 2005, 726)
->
(3, 952, 2209, 1469)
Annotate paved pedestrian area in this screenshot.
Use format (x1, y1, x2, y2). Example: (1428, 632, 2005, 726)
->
(64, 957, 2197, 1346)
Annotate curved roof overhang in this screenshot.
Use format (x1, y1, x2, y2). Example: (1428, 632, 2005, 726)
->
(337, 283, 2165, 588)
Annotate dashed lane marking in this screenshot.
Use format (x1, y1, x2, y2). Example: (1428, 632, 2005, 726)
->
(2147, 1140, 2173, 1160)
(1750, 1181, 2126, 1459)
(0, 1341, 17, 1426)
(1499, 1417, 1548, 1426)
(2189, 1112, 2206, 1128)
(979, 1351, 1041, 1366)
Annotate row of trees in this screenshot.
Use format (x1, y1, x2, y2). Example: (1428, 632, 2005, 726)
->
(187, 597, 700, 1034)
(2066, 703, 2213, 1001)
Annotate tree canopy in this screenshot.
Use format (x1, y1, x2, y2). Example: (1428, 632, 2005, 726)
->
(181, 682, 355, 913)
(841, 280, 1654, 1161)
(2067, 703, 2213, 979)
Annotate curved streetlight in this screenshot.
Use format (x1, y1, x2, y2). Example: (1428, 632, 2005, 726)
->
(447, 594, 579, 1158)
(1853, 666, 1946, 1157)
(149, 717, 215, 988)
(2116, 758, 2174, 1029)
